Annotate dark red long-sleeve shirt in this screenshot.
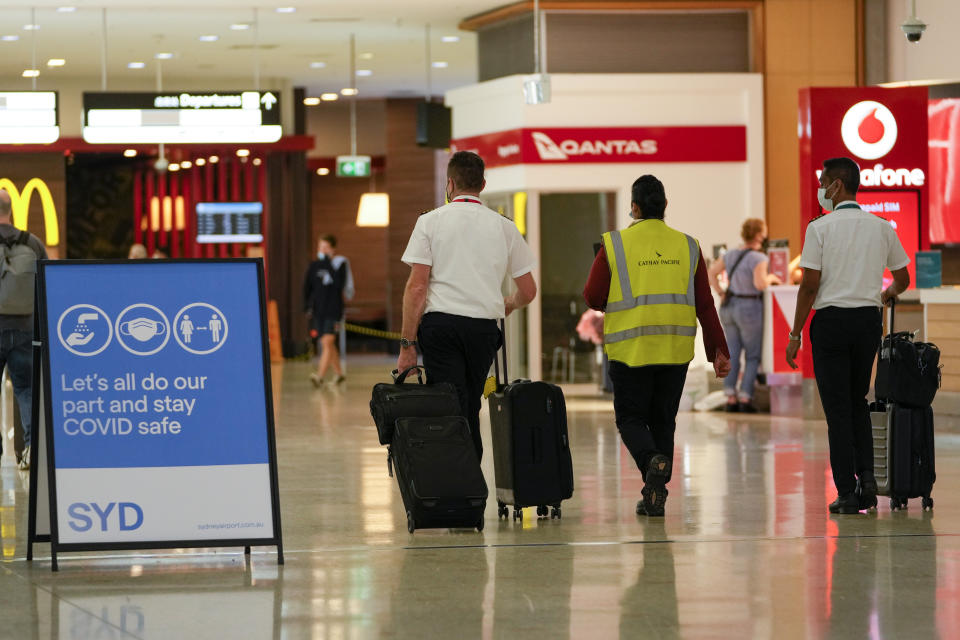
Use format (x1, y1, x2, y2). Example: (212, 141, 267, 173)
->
(583, 246, 729, 362)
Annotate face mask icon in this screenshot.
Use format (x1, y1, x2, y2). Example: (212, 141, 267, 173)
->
(120, 318, 166, 342)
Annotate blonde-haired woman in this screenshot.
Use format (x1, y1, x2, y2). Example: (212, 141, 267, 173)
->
(708, 218, 782, 412)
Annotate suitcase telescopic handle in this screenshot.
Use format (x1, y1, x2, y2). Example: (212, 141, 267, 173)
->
(494, 318, 508, 388)
(888, 296, 896, 335)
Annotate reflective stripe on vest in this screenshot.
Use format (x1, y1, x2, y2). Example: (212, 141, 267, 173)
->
(605, 231, 699, 313)
(605, 323, 698, 344)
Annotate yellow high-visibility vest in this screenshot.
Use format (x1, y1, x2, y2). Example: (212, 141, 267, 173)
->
(602, 218, 699, 367)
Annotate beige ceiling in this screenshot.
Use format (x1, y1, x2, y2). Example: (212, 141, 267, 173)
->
(0, 1, 504, 97)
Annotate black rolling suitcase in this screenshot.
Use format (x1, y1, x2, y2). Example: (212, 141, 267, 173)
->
(488, 320, 574, 522)
(390, 416, 487, 533)
(870, 299, 939, 511)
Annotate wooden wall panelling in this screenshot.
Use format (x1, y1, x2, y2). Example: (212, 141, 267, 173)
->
(309, 173, 389, 325)
(385, 99, 440, 333)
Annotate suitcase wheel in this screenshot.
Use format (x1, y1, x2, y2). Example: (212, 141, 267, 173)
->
(498, 502, 509, 520)
(922, 496, 934, 511)
(406, 511, 416, 533)
(476, 518, 485, 532)
(513, 507, 523, 522)
(551, 506, 562, 520)
(889, 497, 908, 512)
(536, 505, 548, 519)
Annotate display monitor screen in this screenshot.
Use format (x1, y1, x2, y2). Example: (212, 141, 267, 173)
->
(856, 191, 919, 290)
(196, 202, 263, 244)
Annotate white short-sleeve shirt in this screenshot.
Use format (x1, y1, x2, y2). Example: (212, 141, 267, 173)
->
(799, 201, 911, 309)
(401, 196, 535, 319)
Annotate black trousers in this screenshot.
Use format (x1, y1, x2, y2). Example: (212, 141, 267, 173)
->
(810, 306, 882, 496)
(608, 360, 688, 483)
(418, 312, 501, 461)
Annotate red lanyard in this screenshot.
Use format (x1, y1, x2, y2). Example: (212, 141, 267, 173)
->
(452, 196, 482, 205)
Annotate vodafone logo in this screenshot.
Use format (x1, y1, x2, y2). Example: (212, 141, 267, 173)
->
(530, 131, 658, 161)
(841, 101, 898, 160)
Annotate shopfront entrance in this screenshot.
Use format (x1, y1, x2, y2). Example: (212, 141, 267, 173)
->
(539, 192, 615, 384)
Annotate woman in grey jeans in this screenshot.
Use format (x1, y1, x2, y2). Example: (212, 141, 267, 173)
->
(708, 219, 781, 412)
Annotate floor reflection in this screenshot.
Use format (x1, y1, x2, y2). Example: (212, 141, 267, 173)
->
(0, 359, 956, 638)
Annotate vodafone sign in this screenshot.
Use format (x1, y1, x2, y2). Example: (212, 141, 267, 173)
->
(450, 126, 746, 168)
(841, 101, 898, 160)
(798, 86, 929, 239)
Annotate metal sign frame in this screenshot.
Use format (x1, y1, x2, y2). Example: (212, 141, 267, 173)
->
(30, 258, 283, 571)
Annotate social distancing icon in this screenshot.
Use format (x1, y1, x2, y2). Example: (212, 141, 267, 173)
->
(174, 303, 228, 355)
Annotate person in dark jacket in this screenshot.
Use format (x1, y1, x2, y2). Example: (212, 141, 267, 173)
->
(303, 234, 354, 388)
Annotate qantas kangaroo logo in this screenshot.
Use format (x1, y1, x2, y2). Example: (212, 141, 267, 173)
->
(530, 131, 658, 161)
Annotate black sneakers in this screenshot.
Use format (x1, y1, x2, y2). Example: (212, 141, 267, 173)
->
(640, 455, 672, 517)
(829, 493, 861, 514)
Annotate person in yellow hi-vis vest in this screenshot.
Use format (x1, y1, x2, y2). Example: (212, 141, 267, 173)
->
(584, 175, 731, 517)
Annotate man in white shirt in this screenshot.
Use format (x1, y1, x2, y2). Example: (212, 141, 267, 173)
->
(786, 156, 910, 515)
(397, 151, 538, 459)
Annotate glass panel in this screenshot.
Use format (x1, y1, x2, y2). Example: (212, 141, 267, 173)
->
(540, 193, 611, 384)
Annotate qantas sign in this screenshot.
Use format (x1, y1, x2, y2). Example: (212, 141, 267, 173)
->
(450, 126, 747, 168)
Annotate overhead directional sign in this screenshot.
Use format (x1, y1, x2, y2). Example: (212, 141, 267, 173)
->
(0, 92, 59, 144)
(82, 91, 282, 144)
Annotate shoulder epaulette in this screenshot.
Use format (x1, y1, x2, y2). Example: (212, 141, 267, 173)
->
(810, 213, 827, 223)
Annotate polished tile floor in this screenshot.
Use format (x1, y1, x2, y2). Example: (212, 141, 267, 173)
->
(2, 356, 959, 639)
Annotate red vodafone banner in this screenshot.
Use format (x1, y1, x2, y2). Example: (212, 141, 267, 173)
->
(798, 87, 929, 240)
(797, 86, 929, 380)
(450, 126, 747, 168)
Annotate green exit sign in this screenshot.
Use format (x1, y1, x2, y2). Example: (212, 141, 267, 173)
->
(336, 155, 371, 177)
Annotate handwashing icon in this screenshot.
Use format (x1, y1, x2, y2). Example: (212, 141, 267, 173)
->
(120, 318, 167, 342)
(58, 304, 112, 357)
(65, 312, 101, 346)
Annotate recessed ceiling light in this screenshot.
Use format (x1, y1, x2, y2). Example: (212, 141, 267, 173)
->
(168, 163, 181, 172)
(56, 6, 76, 12)
(123, 149, 137, 158)
(23, 24, 40, 31)
(236, 149, 250, 157)
(155, 52, 174, 60)
(340, 88, 358, 96)
(317, 168, 330, 176)
(22, 69, 40, 78)
(359, 52, 373, 60)
(441, 36, 460, 43)
(198, 35, 219, 42)
(195, 158, 207, 166)
(275, 7, 296, 13)
(431, 61, 448, 68)
(230, 23, 251, 30)
(303, 97, 321, 106)
(309, 61, 326, 69)
(2, 35, 19, 42)
(208, 155, 219, 163)
(356, 69, 372, 77)
(252, 158, 262, 166)
(127, 61, 146, 69)
(47, 59, 66, 67)
(181, 160, 192, 169)
(321, 93, 338, 101)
